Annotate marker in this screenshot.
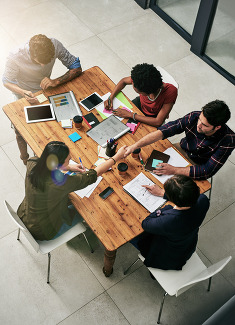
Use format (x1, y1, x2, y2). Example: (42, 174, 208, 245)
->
(108, 96, 111, 107)
(24, 92, 34, 98)
(79, 157, 84, 169)
(139, 153, 144, 165)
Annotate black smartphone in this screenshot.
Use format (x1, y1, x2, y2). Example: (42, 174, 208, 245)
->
(99, 186, 114, 200)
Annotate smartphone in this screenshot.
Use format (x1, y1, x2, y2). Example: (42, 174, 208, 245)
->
(99, 186, 114, 200)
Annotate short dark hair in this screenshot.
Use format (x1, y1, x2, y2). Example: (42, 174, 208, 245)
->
(29, 141, 69, 191)
(29, 34, 55, 64)
(202, 100, 230, 126)
(164, 175, 200, 207)
(131, 63, 163, 94)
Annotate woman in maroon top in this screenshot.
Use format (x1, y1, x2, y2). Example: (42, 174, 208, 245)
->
(104, 63, 178, 127)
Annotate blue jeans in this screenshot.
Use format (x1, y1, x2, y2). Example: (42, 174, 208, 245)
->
(52, 205, 83, 239)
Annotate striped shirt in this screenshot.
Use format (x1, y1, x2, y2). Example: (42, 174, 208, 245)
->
(2, 38, 81, 93)
(158, 111, 235, 179)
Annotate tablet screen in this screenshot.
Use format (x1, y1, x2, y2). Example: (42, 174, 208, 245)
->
(80, 93, 103, 111)
(24, 104, 56, 123)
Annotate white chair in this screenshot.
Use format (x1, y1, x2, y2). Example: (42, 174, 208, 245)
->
(4, 200, 94, 284)
(157, 65, 179, 89)
(124, 252, 232, 324)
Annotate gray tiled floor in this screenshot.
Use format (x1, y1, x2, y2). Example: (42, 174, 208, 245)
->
(0, 1, 234, 324)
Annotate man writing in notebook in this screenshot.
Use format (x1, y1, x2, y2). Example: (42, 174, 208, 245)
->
(2, 34, 82, 164)
(124, 100, 235, 180)
(104, 63, 177, 127)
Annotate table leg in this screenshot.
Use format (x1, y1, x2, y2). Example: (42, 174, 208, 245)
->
(103, 248, 117, 277)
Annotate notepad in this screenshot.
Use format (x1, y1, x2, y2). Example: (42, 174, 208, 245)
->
(68, 132, 81, 142)
(123, 172, 166, 213)
(36, 93, 48, 103)
(145, 150, 170, 172)
(61, 119, 72, 128)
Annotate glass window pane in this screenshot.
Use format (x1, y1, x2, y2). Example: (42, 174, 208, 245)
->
(205, 0, 235, 76)
(156, 0, 201, 35)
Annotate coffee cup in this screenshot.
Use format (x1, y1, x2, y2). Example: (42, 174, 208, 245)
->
(73, 115, 83, 129)
(117, 162, 128, 176)
(131, 148, 141, 159)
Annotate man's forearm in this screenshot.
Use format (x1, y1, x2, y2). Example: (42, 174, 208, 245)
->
(54, 67, 82, 86)
(174, 166, 190, 176)
(135, 130, 164, 149)
(4, 82, 25, 96)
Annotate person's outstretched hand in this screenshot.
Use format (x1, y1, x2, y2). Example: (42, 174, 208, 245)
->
(124, 144, 137, 157)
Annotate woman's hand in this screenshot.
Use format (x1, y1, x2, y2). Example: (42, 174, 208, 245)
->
(67, 163, 86, 173)
(142, 184, 165, 197)
(113, 145, 128, 161)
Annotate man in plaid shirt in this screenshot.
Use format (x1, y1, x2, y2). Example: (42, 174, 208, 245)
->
(125, 100, 234, 180)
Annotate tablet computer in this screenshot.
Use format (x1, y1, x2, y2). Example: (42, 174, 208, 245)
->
(24, 104, 56, 123)
(79, 92, 103, 111)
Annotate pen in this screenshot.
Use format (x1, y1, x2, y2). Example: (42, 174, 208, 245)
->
(139, 153, 144, 165)
(79, 157, 84, 169)
(142, 188, 148, 196)
(24, 92, 34, 98)
(108, 96, 111, 107)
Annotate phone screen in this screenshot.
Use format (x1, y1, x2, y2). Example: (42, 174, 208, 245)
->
(99, 187, 114, 200)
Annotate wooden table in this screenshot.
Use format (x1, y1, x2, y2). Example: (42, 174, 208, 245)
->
(3, 66, 211, 276)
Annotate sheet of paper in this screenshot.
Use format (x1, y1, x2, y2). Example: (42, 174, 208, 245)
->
(116, 92, 133, 109)
(96, 92, 133, 120)
(61, 119, 72, 128)
(151, 147, 190, 184)
(98, 145, 109, 159)
(75, 176, 103, 198)
(36, 93, 47, 103)
(123, 172, 166, 213)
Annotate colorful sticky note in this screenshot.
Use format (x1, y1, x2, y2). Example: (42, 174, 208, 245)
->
(152, 159, 163, 168)
(61, 119, 72, 128)
(126, 122, 136, 132)
(68, 132, 81, 142)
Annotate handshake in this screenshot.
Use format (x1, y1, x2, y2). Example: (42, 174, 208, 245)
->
(114, 144, 138, 160)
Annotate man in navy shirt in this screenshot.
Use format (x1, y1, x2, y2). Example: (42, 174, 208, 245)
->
(131, 175, 210, 270)
(125, 100, 234, 180)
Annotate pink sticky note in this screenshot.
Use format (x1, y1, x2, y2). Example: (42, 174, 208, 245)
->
(103, 107, 113, 114)
(126, 123, 136, 132)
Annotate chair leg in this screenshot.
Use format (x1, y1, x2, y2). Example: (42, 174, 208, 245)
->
(157, 292, 168, 324)
(17, 228, 20, 240)
(82, 233, 94, 253)
(208, 177, 213, 201)
(47, 252, 51, 284)
(124, 258, 140, 275)
(207, 277, 212, 292)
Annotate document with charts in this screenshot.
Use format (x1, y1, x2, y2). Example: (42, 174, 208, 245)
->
(123, 172, 166, 213)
